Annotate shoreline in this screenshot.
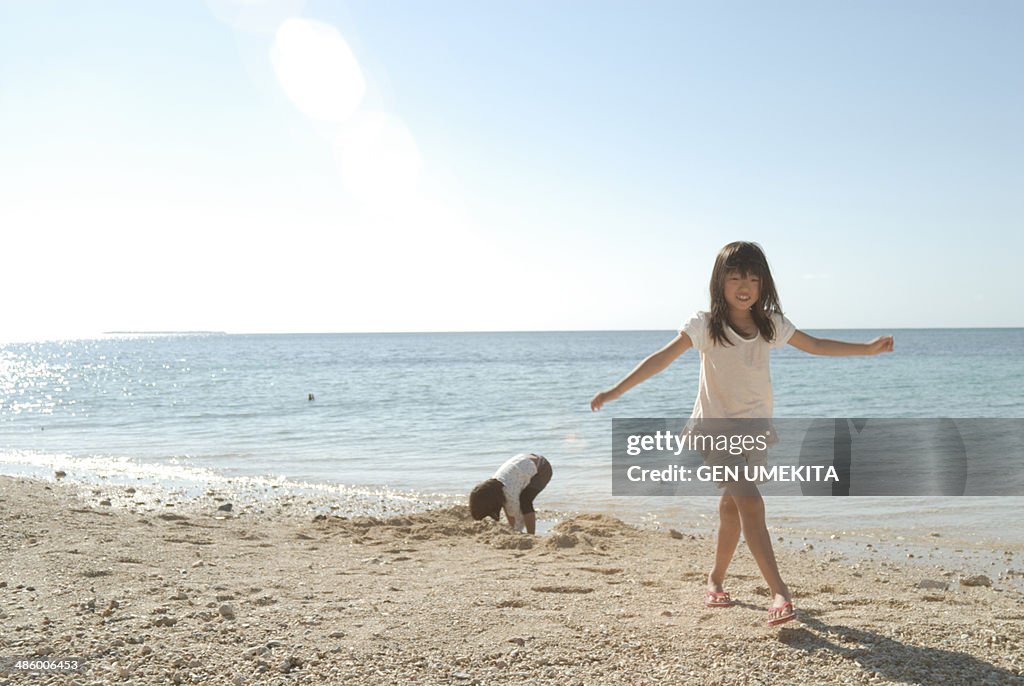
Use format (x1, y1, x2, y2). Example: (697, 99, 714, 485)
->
(2, 475, 1023, 685)
(5, 463, 1022, 592)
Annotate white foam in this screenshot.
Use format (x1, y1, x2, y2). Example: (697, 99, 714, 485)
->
(0, 449, 457, 509)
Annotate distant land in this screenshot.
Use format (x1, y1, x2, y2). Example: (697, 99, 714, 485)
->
(102, 331, 227, 335)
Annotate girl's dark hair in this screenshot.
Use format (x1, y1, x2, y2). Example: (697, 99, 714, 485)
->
(708, 241, 783, 347)
(469, 479, 504, 521)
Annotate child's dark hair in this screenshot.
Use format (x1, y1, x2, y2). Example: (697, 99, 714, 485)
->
(708, 241, 783, 347)
(469, 479, 504, 521)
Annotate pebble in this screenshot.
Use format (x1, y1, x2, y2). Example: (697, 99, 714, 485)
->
(280, 656, 302, 673)
(218, 604, 236, 620)
(217, 503, 233, 512)
(959, 574, 993, 587)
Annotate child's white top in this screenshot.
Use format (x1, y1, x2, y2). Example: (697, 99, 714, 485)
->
(493, 453, 537, 533)
(681, 311, 796, 419)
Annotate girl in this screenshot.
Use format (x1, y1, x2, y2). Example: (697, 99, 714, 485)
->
(590, 241, 893, 626)
(469, 453, 553, 534)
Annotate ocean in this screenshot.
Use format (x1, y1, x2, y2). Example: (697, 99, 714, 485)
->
(2, 329, 1023, 552)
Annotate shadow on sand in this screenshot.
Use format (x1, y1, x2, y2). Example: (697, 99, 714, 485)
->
(776, 613, 1020, 686)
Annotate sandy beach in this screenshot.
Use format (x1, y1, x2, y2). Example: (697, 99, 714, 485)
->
(1, 475, 1021, 686)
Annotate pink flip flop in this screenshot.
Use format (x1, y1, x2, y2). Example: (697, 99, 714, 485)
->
(704, 590, 734, 608)
(767, 601, 796, 626)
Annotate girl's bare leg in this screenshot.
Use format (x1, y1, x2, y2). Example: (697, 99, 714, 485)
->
(708, 492, 741, 593)
(726, 481, 792, 615)
(523, 512, 536, 535)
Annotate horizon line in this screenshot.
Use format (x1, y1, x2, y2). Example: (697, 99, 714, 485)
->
(0, 325, 1020, 344)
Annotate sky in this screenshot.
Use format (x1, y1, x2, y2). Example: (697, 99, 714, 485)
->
(1, 0, 1022, 340)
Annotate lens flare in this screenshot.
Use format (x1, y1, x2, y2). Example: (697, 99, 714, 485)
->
(334, 112, 423, 204)
(271, 18, 365, 123)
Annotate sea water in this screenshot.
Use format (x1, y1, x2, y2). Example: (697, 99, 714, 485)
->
(2, 329, 1023, 549)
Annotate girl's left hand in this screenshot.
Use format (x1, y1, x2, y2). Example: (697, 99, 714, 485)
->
(866, 335, 894, 354)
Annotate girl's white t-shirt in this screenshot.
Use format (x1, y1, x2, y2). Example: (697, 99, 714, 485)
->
(493, 453, 538, 532)
(681, 311, 796, 420)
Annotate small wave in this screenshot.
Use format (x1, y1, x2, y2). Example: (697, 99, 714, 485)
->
(0, 450, 458, 516)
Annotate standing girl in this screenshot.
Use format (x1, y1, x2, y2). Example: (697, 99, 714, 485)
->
(590, 241, 893, 626)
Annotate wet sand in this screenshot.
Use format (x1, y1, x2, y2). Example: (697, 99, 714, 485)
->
(1, 475, 1022, 685)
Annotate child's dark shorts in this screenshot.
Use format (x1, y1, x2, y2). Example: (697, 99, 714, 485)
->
(519, 455, 552, 515)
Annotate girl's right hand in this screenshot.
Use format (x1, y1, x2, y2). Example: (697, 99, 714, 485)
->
(590, 390, 616, 412)
(589, 334, 691, 412)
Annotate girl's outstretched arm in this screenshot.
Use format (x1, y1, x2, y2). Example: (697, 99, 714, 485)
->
(788, 330, 894, 356)
(590, 332, 693, 411)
